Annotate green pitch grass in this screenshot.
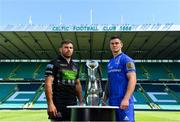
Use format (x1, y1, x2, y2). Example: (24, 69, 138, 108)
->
(0, 110, 179, 122)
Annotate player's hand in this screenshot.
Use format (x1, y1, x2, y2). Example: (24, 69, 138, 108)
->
(102, 101, 106, 106)
(120, 98, 129, 109)
(47, 103, 58, 118)
(79, 101, 84, 106)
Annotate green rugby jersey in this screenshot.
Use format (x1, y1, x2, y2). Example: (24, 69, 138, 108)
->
(45, 55, 79, 105)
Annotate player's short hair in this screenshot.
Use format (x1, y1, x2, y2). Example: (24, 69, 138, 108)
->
(59, 39, 73, 48)
(109, 35, 122, 42)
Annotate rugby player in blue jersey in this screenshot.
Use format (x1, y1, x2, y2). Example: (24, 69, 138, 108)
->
(103, 35, 137, 122)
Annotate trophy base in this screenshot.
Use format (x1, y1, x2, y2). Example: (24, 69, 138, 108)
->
(67, 106, 118, 121)
(86, 96, 99, 106)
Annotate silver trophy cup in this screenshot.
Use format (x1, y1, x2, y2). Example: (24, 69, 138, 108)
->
(85, 60, 102, 106)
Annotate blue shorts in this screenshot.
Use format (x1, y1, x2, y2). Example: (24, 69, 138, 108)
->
(115, 103, 134, 122)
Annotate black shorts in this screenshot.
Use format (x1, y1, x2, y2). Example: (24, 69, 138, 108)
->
(49, 103, 76, 121)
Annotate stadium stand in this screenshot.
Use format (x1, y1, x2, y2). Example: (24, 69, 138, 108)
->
(165, 63, 180, 79)
(141, 84, 180, 110)
(1, 62, 180, 81)
(32, 84, 47, 109)
(0, 62, 180, 110)
(133, 84, 152, 109)
(0, 83, 41, 109)
(142, 63, 171, 80)
(78, 62, 87, 80)
(99, 62, 108, 80)
(135, 63, 150, 80)
(0, 84, 16, 103)
(0, 62, 18, 79)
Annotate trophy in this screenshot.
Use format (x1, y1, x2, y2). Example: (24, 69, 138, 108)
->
(85, 60, 102, 106)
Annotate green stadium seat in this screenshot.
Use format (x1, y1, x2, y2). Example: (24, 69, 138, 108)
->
(143, 63, 171, 80)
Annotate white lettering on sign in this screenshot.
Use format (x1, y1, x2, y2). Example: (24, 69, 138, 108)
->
(37, 92, 46, 102)
(147, 92, 177, 103)
(7, 91, 35, 101)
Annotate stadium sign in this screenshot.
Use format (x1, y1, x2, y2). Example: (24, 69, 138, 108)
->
(52, 25, 131, 31)
(1, 23, 180, 31)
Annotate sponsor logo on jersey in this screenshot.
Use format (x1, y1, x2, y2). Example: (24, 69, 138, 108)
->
(60, 64, 68, 67)
(108, 69, 121, 73)
(62, 70, 77, 80)
(45, 71, 53, 74)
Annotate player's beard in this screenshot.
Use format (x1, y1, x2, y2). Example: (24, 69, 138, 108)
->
(62, 51, 72, 59)
(64, 55, 71, 58)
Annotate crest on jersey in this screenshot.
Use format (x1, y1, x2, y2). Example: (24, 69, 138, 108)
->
(126, 62, 135, 70)
(46, 64, 54, 69)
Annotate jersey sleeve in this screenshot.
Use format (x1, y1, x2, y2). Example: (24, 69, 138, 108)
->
(124, 57, 136, 73)
(44, 61, 56, 77)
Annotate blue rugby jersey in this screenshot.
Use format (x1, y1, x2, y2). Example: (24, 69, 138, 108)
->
(107, 52, 136, 105)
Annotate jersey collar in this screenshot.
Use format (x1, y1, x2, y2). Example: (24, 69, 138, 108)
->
(114, 52, 123, 59)
(58, 54, 73, 64)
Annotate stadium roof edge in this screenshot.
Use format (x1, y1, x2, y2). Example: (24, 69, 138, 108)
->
(0, 26, 180, 60)
(0, 23, 180, 32)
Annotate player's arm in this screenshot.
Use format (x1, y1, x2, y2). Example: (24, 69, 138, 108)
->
(97, 66, 103, 97)
(45, 62, 58, 118)
(120, 71, 136, 109)
(75, 79, 83, 105)
(45, 76, 58, 118)
(45, 76, 54, 107)
(102, 81, 109, 105)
